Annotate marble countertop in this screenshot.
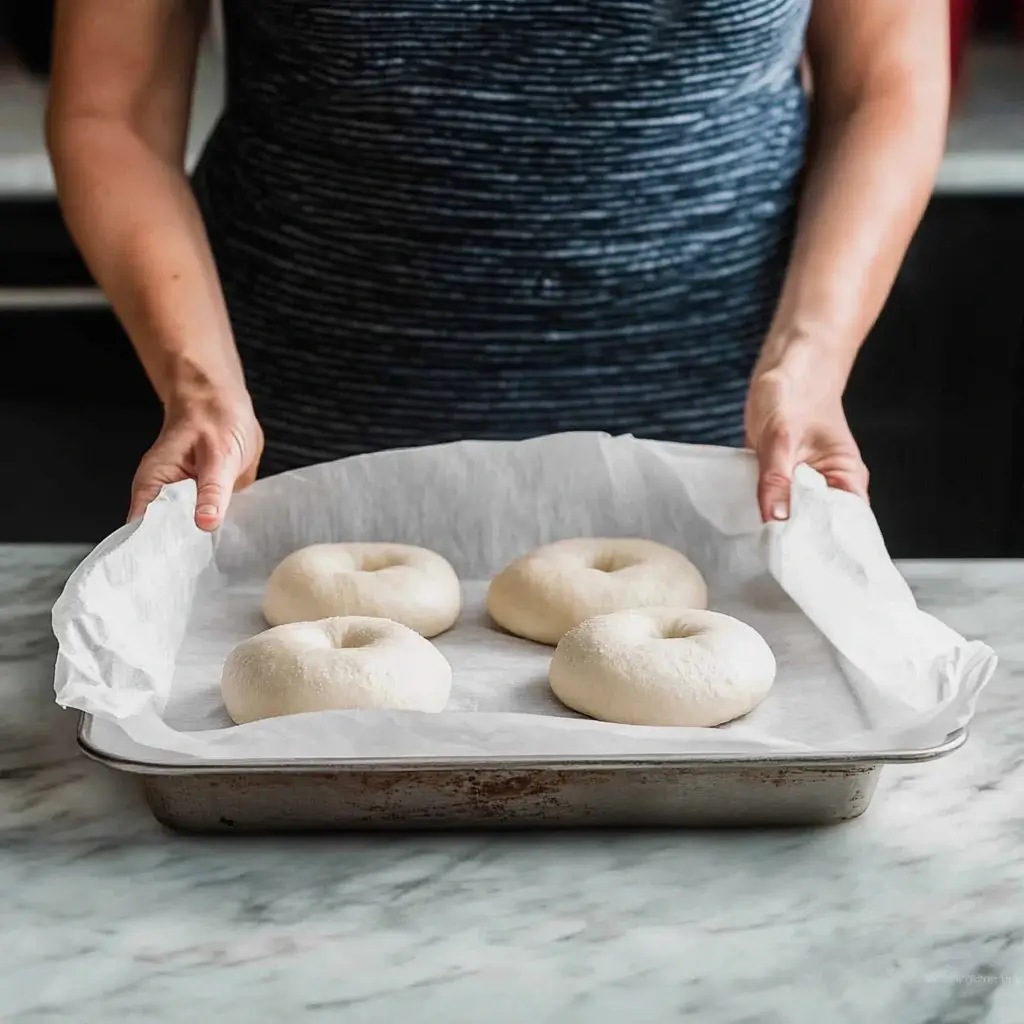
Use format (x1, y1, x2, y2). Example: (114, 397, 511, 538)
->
(2, 544, 1022, 1023)
(2, 44, 1024, 198)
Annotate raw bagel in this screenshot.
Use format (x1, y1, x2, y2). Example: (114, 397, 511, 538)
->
(549, 608, 776, 727)
(221, 616, 452, 724)
(487, 538, 708, 645)
(263, 543, 461, 637)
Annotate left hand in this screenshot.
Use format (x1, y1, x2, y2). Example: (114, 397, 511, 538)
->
(744, 364, 869, 523)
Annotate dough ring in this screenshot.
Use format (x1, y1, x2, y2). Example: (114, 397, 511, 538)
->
(263, 542, 461, 637)
(487, 538, 708, 645)
(549, 608, 776, 727)
(221, 616, 453, 724)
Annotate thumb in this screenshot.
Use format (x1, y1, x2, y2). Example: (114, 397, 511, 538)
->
(756, 421, 797, 523)
(194, 447, 240, 532)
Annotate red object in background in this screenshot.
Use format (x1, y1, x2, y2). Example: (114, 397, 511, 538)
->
(950, 0, 974, 88)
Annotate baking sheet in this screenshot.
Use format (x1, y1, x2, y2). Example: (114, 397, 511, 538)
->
(52, 432, 996, 760)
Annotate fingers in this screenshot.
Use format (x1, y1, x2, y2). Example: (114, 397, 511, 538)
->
(234, 423, 265, 492)
(824, 465, 871, 504)
(128, 453, 183, 524)
(127, 400, 262, 530)
(756, 421, 797, 523)
(235, 461, 260, 491)
(127, 480, 163, 524)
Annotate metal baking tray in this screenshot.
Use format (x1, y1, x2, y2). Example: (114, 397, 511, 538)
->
(77, 714, 968, 831)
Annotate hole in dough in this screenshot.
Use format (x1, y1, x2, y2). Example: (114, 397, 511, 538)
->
(662, 624, 700, 641)
(590, 553, 634, 573)
(334, 626, 378, 650)
(359, 554, 402, 572)
(654, 615, 704, 641)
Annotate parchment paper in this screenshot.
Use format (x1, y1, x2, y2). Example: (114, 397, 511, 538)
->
(52, 433, 997, 760)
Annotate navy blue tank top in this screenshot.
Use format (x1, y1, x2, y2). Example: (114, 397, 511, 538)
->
(195, 0, 810, 472)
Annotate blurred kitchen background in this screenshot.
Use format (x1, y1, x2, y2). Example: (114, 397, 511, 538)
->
(1, 0, 1023, 554)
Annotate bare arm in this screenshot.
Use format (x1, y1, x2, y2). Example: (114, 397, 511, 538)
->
(47, 0, 244, 406)
(746, 0, 949, 519)
(47, 0, 261, 529)
(756, 0, 949, 388)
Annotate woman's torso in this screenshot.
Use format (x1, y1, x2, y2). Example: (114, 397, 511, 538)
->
(195, 0, 811, 468)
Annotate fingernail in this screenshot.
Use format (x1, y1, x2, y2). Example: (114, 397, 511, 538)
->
(196, 504, 218, 518)
(772, 503, 789, 521)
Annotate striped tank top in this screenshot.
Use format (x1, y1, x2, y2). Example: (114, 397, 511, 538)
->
(195, 0, 810, 474)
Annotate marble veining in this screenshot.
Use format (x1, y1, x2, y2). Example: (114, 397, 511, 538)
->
(2, 545, 1023, 1023)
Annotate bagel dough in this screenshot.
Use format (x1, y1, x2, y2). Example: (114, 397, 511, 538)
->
(263, 543, 461, 637)
(549, 608, 776, 727)
(487, 538, 708, 645)
(221, 616, 452, 724)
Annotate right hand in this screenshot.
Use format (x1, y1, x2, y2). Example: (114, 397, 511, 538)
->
(128, 391, 264, 532)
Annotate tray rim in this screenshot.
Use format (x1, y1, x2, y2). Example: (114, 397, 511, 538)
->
(76, 712, 969, 776)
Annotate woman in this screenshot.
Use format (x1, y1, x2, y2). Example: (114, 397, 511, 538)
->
(46, 1, 947, 530)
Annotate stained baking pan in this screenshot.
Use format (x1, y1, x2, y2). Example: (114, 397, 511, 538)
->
(77, 715, 967, 831)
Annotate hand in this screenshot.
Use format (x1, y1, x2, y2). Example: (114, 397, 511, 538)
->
(128, 391, 264, 531)
(744, 363, 869, 524)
